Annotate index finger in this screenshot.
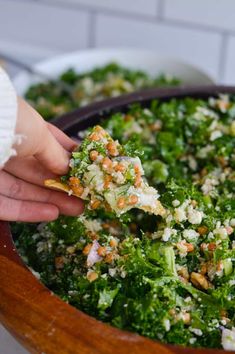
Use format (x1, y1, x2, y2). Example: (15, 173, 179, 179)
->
(4, 156, 56, 186)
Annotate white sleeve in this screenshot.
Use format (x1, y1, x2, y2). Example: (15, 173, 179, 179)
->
(0, 66, 18, 168)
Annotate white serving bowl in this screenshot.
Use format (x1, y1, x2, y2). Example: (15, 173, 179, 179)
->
(13, 48, 215, 96)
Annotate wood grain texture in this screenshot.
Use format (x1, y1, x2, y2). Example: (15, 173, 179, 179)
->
(0, 252, 230, 354)
(2, 86, 235, 353)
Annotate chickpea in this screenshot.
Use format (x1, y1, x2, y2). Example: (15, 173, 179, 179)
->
(181, 312, 191, 324)
(208, 242, 216, 251)
(105, 252, 115, 264)
(69, 177, 84, 196)
(102, 157, 113, 171)
(87, 271, 98, 282)
(127, 195, 139, 205)
(102, 223, 110, 230)
(69, 176, 80, 186)
(197, 226, 208, 235)
(90, 150, 99, 161)
(97, 246, 107, 257)
(134, 176, 142, 188)
(110, 238, 118, 247)
(200, 263, 207, 275)
(115, 163, 125, 172)
(104, 175, 112, 189)
(134, 164, 140, 174)
(94, 125, 106, 137)
(83, 243, 93, 255)
(55, 256, 64, 270)
(191, 200, 197, 207)
(124, 114, 133, 122)
(200, 243, 207, 252)
(89, 132, 101, 141)
(185, 243, 194, 252)
(72, 185, 84, 196)
(117, 197, 126, 209)
(87, 231, 99, 240)
(106, 142, 119, 156)
(90, 199, 101, 210)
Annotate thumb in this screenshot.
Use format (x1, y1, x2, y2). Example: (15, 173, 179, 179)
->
(15, 98, 70, 175)
(35, 127, 70, 175)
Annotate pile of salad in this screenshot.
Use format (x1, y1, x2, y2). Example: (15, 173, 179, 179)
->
(15, 94, 235, 350)
(25, 62, 180, 121)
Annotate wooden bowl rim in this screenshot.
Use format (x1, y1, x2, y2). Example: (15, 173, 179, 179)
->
(1, 85, 235, 354)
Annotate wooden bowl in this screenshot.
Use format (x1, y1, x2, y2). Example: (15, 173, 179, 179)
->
(1, 86, 235, 354)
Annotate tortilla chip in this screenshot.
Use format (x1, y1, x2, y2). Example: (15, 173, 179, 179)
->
(141, 201, 166, 217)
(44, 179, 70, 193)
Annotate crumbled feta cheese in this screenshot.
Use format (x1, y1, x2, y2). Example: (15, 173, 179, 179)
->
(123, 121, 142, 137)
(189, 337, 197, 345)
(222, 327, 235, 350)
(189, 327, 203, 336)
(81, 77, 94, 94)
(174, 208, 187, 223)
(82, 218, 102, 233)
(162, 227, 177, 242)
(176, 241, 188, 257)
(197, 106, 219, 119)
(172, 199, 180, 207)
(213, 227, 228, 239)
(211, 319, 219, 327)
(163, 318, 171, 332)
(143, 108, 152, 116)
(84, 164, 104, 192)
(109, 268, 117, 277)
(162, 228, 172, 242)
(230, 218, 235, 227)
(187, 206, 203, 225)
(120, 269, 127, 278)
(174, 200, 203, 224)
(201, 177, 219, 196)
(183, 229, 199, 241)
(196, 145, 214, 159)
(165, 212, 173, 224)
(210, 130, 222, 141)
(209, 120, 218, 131)
(111, 170, 125, 184)
(188, 155, 198, 171)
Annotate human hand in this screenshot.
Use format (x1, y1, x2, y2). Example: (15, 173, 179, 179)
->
(1, 98, 84, 222)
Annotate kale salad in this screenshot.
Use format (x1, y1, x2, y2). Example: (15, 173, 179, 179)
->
(15, 94, 235, 350)
(25, 62, 180, 121)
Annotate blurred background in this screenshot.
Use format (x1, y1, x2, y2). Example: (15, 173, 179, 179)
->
(0, 0, 235, 83)
(1, 0, 235, 353)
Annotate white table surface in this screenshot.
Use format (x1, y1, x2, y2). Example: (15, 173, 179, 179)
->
(0, 324, 28, 354)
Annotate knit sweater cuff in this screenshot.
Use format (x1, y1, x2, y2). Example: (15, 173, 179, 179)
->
(0, 67, 17, 168)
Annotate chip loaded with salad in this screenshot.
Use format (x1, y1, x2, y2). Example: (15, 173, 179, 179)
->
(45, 125, 165, 217)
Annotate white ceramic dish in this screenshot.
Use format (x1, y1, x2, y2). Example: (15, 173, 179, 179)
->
(13, 48, 215, 96)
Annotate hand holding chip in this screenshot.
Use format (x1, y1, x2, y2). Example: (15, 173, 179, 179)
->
(0, 98, 84, 222)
